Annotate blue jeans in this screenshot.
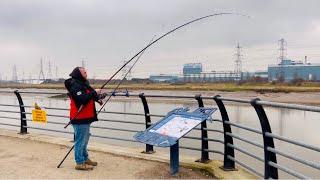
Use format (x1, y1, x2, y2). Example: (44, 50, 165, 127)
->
(72, 124, 90, 164)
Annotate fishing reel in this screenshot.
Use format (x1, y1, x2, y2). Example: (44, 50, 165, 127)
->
(98, 92, 108, 100)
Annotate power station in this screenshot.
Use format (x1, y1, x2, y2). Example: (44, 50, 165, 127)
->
(268, 38, 320, 82)
(150, 39, 320, 83)
(268, 58, 320, 82)
(149, 43, 246, 83)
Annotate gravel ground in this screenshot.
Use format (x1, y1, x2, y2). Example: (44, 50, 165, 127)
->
(0, 135, 211, 179)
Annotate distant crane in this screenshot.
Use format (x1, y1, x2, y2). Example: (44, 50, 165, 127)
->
(38, 58, 45, 82)
(55, 66, 59, 80)
(81, 59, 86, 68)
(12, 64, 18, 82)
(234, 43, 243, 80)
(278, 38, 287, 64)
(278, 38, 287, 81)
(47, 60, 53, 80)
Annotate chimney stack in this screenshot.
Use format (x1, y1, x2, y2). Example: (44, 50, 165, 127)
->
(305, 56, 307, 64)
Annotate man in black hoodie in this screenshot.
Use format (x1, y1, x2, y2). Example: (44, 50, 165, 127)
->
(65, 67, 105, 170)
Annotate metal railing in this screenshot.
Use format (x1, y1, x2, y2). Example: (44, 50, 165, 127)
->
(0, 90, 319, 179)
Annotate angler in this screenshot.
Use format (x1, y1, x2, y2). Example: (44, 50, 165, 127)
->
(64, 67, 107, 170)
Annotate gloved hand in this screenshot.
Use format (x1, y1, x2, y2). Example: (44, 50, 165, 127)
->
(97, 100, 103, 106)
(98, 92, 108, 100)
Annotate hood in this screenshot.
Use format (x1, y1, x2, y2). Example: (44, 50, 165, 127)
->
(64, 78, 72, 92)
(69, 67, 86, 82)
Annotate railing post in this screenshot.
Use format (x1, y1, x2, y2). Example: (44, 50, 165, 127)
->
(251, 98, 278, 179)
(195, 94, 210, 163)
(213, 95, 236, 171)
(139, 93, 155, 154)
(14, 90, 27, 134)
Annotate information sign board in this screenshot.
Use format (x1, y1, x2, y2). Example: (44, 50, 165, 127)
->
(134, 107, 217, 147)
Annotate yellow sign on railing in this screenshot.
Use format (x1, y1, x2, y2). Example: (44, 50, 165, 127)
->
(32, 109, 47, 123)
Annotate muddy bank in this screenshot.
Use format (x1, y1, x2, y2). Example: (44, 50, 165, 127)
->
(1, 88, 319, 105)
(72, 90, 320, 105)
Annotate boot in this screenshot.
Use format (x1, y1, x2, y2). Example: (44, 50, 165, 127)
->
(85, 159, 98, 166)
(75, 163, 94, 170)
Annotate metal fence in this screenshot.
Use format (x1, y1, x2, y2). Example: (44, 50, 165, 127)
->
(0, 90, 319, 179)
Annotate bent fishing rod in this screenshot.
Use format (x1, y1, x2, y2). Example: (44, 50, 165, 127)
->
(99, 12, 247, 90)
(57, 38, 152, 168)
(58, 12, 248, 168)
(97, 12, 248, 112)
(63, 12, 245, 129)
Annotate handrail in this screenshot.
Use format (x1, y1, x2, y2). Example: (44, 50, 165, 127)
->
(268, 161, 310, 179)
(227, 143, 264, 162)
(257, 100, 320, 112)
(226, 132, 264, 149)
(227, 155, 264, 177)
(1, 89, 320, 112)
(0, 90, 319, 178)
(265, 132, 320, 153)
(267, 147, 320, 170)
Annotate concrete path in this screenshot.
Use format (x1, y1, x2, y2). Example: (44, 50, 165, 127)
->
(0, 135, 210, 179)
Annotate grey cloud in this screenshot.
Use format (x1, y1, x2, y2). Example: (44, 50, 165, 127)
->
(0, 0, 320, 79)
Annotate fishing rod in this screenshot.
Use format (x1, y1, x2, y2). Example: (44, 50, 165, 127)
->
(97, 36, 156, 114)
(57, 12, 248, 168)
(99, 12, 247, 90)
(97, 13, 249, 115)
(57, 38, 153, 168)
(65, 12, 246, 129)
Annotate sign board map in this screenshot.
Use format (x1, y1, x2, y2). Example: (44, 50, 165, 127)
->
(150, 115, 202, 138)
(134, 107, 217, 147)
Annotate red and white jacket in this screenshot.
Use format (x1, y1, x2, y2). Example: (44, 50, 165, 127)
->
(65, 78, 98, 124)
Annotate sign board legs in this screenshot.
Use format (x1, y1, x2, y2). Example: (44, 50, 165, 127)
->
(170, 141, 179, 175)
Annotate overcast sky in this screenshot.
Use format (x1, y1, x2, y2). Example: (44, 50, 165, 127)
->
(1, 0, 320, 80)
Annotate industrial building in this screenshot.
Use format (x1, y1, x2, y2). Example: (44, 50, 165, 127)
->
(149, 63, 245, 83)
(268, 59, 320, 82)
(183, 63, 203, 74)
(268, 38, 320, 82)
(149, 74, 179, 83)
(181, 63, 241, 82)
(243, 71, 268, 79)
(182, 71, 240, 82)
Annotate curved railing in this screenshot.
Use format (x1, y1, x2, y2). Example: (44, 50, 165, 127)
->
(0, 90, 319, 179)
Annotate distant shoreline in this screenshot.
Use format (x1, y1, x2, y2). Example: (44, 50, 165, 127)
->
(1, 84, 320, 106)
(1, 82, 320, 93)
